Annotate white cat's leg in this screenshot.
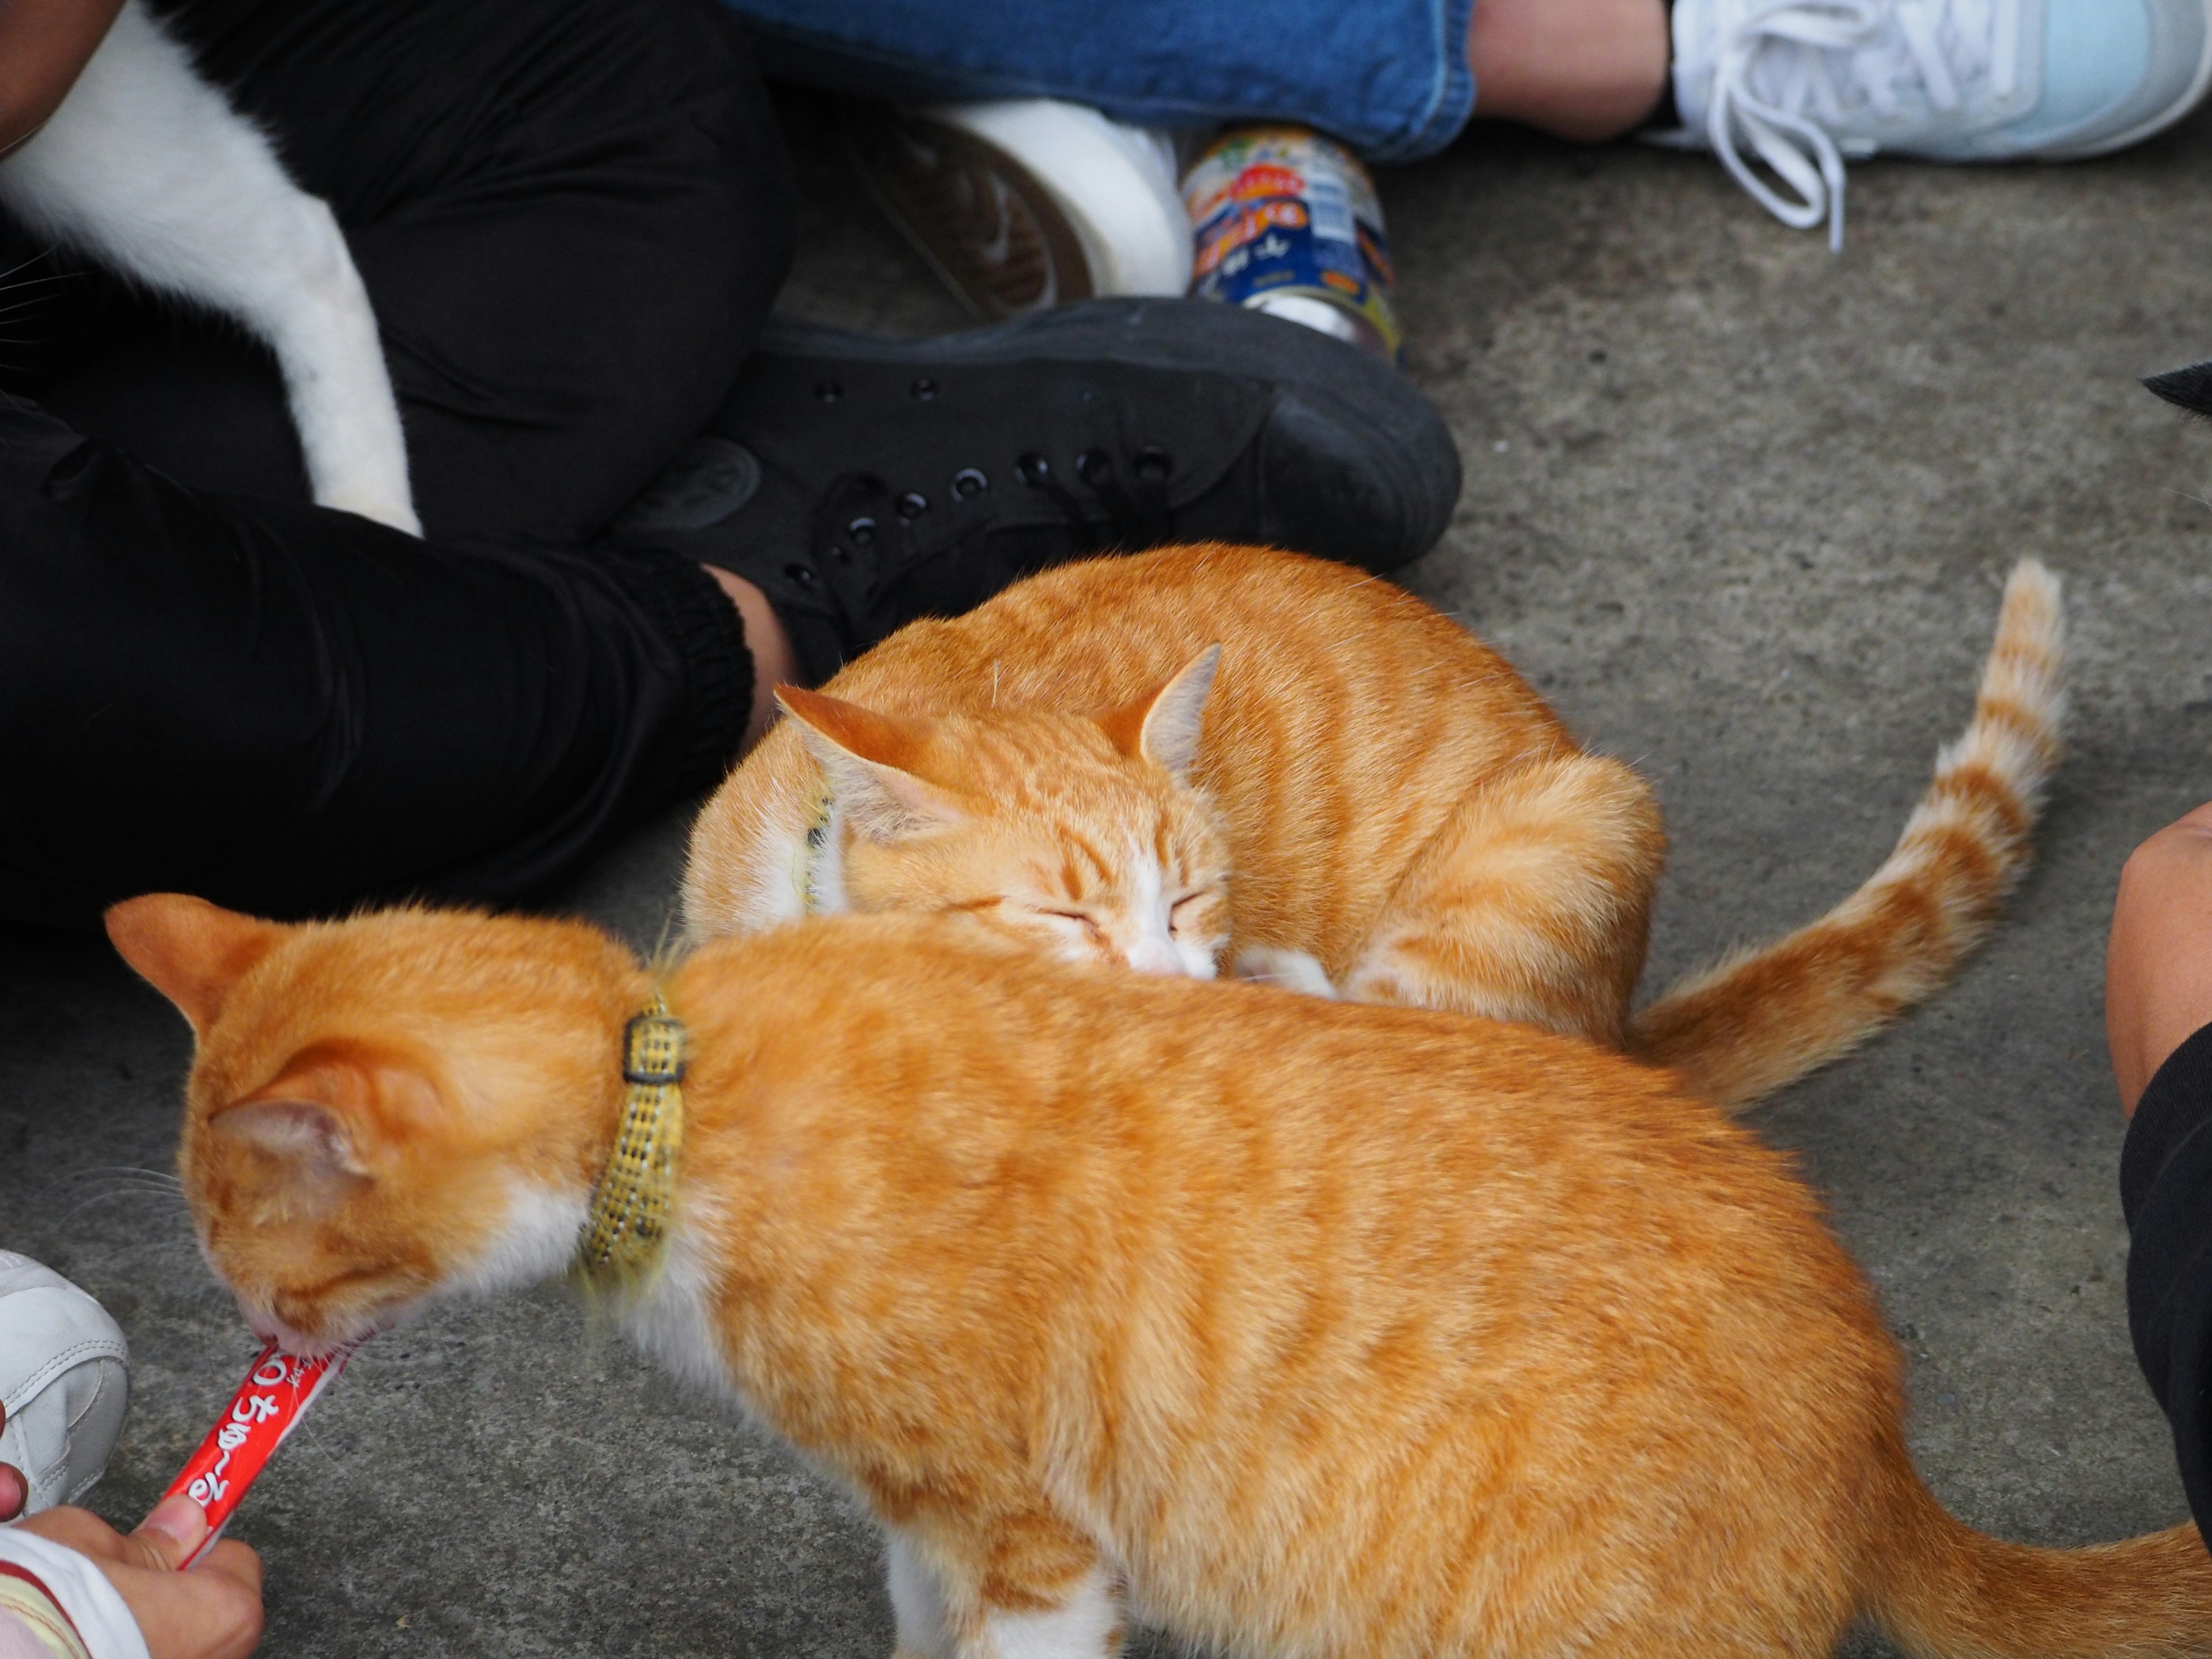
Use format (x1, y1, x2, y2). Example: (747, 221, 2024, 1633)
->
(1233, 944, 1338, 999)
(965, 1564, 1124, 1659)
(0, 1, 419, 533)
(886, 1528, 955, 1659)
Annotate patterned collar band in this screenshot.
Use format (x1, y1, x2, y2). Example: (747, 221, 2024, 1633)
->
(801, 787, 834, 915)
(577, 997, 686, 1280)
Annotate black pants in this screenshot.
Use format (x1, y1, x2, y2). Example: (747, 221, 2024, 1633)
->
(0, 0, 796, 926)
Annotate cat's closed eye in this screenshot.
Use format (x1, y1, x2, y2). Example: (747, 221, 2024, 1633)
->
(1168, 893, 1216, 934)
(1032, 907, 1104, 945)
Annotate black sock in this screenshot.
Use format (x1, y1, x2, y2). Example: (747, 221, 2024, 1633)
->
(1648, 0, 1681, 128)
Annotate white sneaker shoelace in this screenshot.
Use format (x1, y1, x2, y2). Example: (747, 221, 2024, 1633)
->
(1684, 0, 2027, 248)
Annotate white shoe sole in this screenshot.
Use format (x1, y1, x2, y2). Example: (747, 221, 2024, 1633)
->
(925, 101, 1190, 298)
(847, 99, 1190, 317)
(2040, 0, 2212, 158)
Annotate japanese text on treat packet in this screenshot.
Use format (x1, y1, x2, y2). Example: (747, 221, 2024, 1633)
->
(160, 1340, 359, 1566)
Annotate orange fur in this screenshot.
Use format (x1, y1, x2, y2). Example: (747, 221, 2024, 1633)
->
(1631, 559, 2067, 1106)
(109, 893, 2212, 1659)
(683, 545, 2063, 1107)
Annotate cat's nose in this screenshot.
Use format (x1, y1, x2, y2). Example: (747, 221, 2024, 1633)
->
(1123, 936, 1188, 976)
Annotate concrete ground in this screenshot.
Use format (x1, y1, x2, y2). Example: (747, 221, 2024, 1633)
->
(7, 85, 2212, 1658)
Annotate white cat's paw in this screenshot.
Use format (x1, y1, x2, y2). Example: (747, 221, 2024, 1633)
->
(321, 487, 421, 537)
(1233, 945, 1338, 999)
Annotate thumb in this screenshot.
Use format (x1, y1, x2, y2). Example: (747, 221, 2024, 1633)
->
(129, 1494, 212, 1571)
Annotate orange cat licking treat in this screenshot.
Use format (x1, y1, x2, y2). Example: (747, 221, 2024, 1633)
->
(107, 893, 2212, 1659)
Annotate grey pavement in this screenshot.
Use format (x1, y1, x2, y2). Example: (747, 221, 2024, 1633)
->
(7, 85, 2212, 1658)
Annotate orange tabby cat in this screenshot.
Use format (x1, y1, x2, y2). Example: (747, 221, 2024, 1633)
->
(111, 893, 2210, 1659)
(683, 544, 2063, 1110)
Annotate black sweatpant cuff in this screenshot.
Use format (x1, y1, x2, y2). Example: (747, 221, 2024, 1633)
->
(2123, 1020, 2212, 1543)
(600, 548, 755, 801)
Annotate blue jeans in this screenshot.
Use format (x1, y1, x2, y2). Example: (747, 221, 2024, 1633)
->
(726, 0, 1479, 163)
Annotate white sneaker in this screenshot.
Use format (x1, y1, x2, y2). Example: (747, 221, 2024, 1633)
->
(0, 1252, 129, 1514)
(1661, 0, 2212, 247)
(845, 99, 1192, 317)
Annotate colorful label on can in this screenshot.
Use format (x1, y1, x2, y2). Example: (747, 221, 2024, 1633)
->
(1183, 127, 1402, 361)
(161, 1340, 360, 1565)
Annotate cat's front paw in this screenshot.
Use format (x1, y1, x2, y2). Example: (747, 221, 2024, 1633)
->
(322, 487, 422, 537)
(1233, 945, 1338, 999)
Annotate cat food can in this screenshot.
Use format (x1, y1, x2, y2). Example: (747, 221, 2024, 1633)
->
(160, 1339, 361, 1565)
(1183, 127, 1402, 363)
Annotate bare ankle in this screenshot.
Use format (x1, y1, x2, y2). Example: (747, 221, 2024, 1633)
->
(1468, 0, 1671, 142)
(703, 564, 801, 750)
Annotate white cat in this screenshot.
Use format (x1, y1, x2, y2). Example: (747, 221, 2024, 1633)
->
(0, 0, 418, 533)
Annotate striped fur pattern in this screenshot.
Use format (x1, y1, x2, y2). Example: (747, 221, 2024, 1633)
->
(112, 896, 2212, 1659)
(683, 545, 2062, 1109)
(1630, 560, 2065, 1108)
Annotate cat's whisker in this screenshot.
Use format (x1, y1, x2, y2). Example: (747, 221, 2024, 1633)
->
(51, 1168, 189, 1198)
(48, 1192, 197, 1232)
(67, 1163, 184, 1185)
(0, 275, 74, 298)
(0, 238, 68, 271)
(44, 1166, 199, 1232)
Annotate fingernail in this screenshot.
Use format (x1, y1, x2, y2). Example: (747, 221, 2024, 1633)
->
(141, 1494, 210, 1552)
(0, 1467, 24, 1523)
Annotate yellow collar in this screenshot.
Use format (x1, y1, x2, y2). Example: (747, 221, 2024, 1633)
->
(577, 997, 685, 1281)
(802, 786, 834, 915)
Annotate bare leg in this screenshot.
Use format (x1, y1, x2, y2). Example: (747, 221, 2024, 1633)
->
(703, 564, 800, 748)
(1468, 0, 1671, 142)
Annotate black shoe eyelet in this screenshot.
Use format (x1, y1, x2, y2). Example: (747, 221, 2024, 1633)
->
(785, 563, 820, 588)
(846, 516, 877, 548)
(1134, 445, 1173, 482)
(896, 491, 929, 520)
(1077, 449, 1113, 485)
(814, 380, 843, 403)
(827, 544, 850, 562)
(910, 376, 938, 401)
(1016, 452, 1051, 486)
(952, 467, 988, 499)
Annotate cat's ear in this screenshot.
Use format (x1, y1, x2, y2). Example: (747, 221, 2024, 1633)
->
(776, 687, 968, 842)
(210, 1097, 369, 1215)
(105, 894, 285, 1036)
(213, 1100, 366, 1176)
(210, 1050, 435, 1203)
(1100, 645, 1221, 782)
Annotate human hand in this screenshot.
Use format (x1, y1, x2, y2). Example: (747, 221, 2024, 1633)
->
(1, 1396, 264, 1659)
(2107, 802, 2212, 1115)
(18, 1498, 264, 1659)
(0, 1404, 22, 1520)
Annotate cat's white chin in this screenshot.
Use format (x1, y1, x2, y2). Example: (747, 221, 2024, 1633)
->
(443, 1181, 592, 1304)
(243, 1301, 382, 1359)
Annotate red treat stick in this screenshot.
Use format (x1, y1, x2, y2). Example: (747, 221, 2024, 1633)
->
(158, 1339, 362, 1566)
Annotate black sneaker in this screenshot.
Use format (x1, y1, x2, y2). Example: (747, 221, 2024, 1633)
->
(606, 296, 1461, 684)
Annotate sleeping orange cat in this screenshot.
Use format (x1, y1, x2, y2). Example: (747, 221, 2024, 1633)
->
(110, 893, 2210, 1659)
(682, 544, 2063, 1110)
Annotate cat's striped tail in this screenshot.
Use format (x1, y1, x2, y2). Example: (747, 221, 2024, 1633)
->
(1870, 1440, 2212, 1658)
(1628, 560, 2065, 1113)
